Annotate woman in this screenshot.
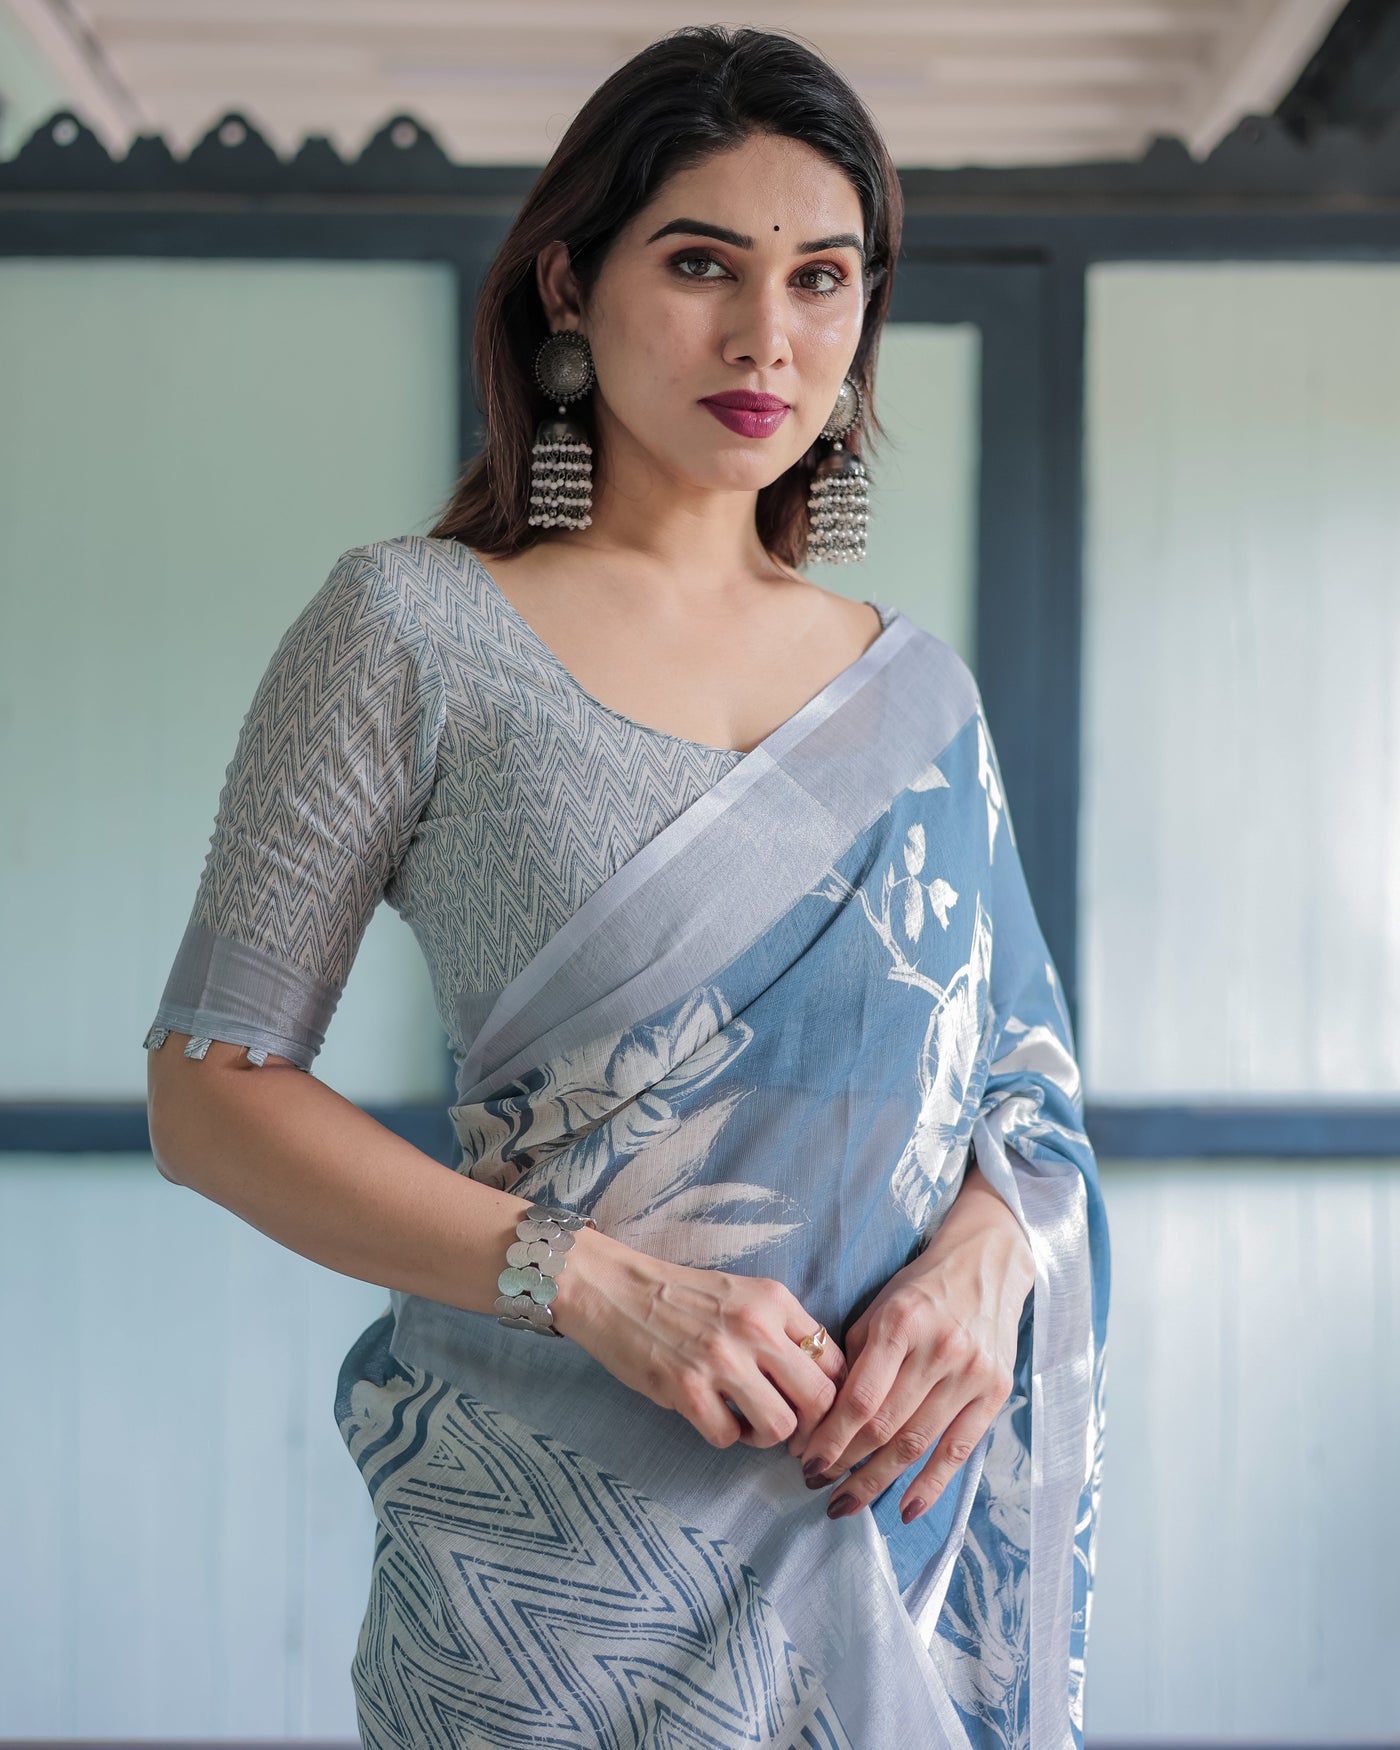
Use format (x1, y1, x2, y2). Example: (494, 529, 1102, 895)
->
(144, 25, 1109, 1750)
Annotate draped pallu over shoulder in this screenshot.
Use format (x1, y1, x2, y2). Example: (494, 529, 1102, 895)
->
(365, 610, 1111, 1750)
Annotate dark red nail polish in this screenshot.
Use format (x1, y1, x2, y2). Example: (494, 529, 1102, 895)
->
(901, 1497, 926, 1525)
(803, 1456, 829, 1480)
(827, 1493, 858, 1519)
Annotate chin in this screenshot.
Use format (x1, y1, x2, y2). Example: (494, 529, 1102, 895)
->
(686, 443, 809, 492)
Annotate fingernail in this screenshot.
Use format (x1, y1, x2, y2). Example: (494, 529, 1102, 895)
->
(827, 1493, 859, 1519)
(803, 1456, 829, 1480)
(805, 1474, 829, 1490)
(901, 1497, 926, 1525)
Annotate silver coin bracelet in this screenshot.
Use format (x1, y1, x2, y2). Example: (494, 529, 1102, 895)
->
(493, 1201, 598, 1338)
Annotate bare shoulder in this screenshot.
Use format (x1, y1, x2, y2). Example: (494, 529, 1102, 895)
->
(778, 567, 884, 649)
(470, 545, 532, 579)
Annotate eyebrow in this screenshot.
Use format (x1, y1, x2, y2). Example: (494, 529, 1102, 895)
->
(645, 217, 866, 261)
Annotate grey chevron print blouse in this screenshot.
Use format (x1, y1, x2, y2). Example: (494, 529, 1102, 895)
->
(144, 534, 893, 1076)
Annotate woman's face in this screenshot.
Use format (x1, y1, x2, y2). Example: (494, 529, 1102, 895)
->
(554, 132, 870, 497)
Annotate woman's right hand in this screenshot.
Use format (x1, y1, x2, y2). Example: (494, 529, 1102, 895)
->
(552, 1225, 847, 1452)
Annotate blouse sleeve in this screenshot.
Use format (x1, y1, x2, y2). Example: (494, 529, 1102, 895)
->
(142, 545, 447, 1070)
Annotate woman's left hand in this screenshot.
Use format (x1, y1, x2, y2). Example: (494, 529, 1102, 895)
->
(789, 1162, 1036, 1525)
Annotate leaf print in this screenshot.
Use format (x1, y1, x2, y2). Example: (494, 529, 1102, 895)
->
(452, 1035, 622, 1177)
(508, 1101, 637, 1207)
(606, 987, 743, 1098)
(909, 760, 949, 791)
(926, 877, 958, 929)
(888, 894, 995, 1234)
(589, 1087, 749, 1219)
(451, 987, 755, 1205)
(557, 1030, 757, 1210)
(903, 878, 925, 943)
(903, 822, 926, 876)
(939, 1377, 1033, 1747)
(836, 830, 950, 1003)
(580, 1088, 807, 1268)
(989, 1017, 1081, 1103)
(810, 869, 856, 904)
(453, 1104, 528, 1186)
(608, 1181, 805, 1268)
(976, 715, 1005, 864)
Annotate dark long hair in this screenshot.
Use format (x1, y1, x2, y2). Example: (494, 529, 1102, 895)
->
(427, 25, 903, 567)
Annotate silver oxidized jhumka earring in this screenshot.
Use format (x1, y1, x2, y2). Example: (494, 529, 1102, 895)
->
(806, 375, 869, 563)
(527, 329, 596, 530)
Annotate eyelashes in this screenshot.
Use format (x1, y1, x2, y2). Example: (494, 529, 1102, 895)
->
(669, 250, 849, 298)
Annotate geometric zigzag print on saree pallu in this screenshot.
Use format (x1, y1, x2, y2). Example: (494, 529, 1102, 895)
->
(335, 1322, 854, 1750)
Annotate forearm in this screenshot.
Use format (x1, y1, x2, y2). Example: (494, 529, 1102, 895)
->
(146, 1034, 632, 1333)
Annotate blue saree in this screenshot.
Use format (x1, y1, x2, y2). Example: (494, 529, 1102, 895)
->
(335, 607, 1110, 1750)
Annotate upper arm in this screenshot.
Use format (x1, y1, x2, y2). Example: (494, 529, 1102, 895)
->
(142, 546, 447, 1083)
(145, 1030, 300, 1181)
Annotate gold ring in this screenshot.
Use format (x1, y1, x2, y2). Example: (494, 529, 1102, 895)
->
(797, 1325, 828, 1356)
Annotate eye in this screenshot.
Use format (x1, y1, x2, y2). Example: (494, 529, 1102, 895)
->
(669, 251, 850, 298)
(672, 251, 731, 282)
(796, 263, 848, 297)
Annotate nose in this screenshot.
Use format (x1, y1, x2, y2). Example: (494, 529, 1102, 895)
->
(722, 276, 793, 373)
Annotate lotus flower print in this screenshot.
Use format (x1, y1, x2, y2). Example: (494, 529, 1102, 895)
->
(452, 987, 803, 1267)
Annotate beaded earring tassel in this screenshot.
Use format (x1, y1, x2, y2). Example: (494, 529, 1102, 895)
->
(806, 375, 870, 563)
(528, 330, 595, 531)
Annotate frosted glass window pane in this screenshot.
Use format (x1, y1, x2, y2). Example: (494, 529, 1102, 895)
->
(0, 258, 457, 1102)
(1081, 263, 1400, 1100)
(1086, 1154, 1400, 1738)
(0, 1154, 381, 1733)
(827, 322, 980, 667)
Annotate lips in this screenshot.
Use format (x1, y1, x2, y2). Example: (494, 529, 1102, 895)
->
(701, 391, 790, 411)
(699, 390, 790, 438)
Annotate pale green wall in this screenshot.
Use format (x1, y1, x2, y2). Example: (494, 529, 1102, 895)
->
(0, 257, 458, 1102)
(826, 321, 980, 667)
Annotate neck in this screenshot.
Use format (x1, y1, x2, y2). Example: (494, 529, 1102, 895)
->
(550, 417, 794, 598)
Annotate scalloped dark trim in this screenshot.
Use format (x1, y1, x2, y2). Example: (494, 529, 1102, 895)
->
(5, 105, 1400, 207)
(898, 113, 1400, 208)
(0, 108, 542, 199)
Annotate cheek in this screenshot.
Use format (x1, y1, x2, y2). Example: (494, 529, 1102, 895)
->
(598, 308, 711, 416)
(795, 303, 864, 364)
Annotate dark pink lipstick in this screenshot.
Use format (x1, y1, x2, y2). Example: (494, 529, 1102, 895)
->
(699, 389, 790, 439)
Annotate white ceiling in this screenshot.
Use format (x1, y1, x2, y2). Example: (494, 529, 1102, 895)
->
(6, 0, 1350, 168)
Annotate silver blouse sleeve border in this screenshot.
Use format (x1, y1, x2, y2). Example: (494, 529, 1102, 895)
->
(142, 918, 341, 1071)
